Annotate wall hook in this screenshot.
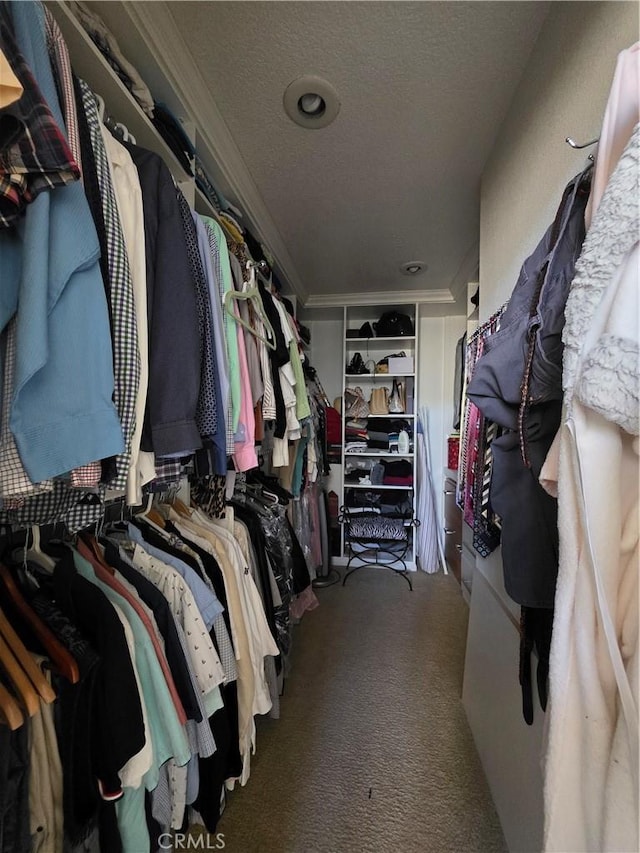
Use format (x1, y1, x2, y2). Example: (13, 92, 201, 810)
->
(565, 135, 598, 149)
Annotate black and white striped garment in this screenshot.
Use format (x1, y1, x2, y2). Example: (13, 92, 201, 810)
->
(347, 514, 408, 542)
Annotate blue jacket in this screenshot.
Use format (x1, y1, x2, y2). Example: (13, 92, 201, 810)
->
(1, 1, 123, 482)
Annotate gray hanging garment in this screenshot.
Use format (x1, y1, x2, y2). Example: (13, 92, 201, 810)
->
(466, 166, 592, 609)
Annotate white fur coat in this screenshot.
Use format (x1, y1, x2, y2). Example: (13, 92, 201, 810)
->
(543, 122, 639, 852)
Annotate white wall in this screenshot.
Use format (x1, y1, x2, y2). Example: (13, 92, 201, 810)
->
(480, 1, 639, 321)
(418, 313, 467, 535)
(309, 319, 344, 406)
(465, 4, 639, 851)
(309, 318, 344, 496)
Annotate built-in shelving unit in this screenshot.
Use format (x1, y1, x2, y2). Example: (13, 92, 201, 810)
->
(338, 303, 419, 571)
(344, 452, 415, 458)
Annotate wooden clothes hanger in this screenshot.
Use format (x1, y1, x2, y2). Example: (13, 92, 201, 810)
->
(79, 533, 114, 575)
(0, 608, 56, 705)
(224, 263, 277, 350)
(0, 563, 79, 684)
(169, 499, 191, 519)
(133, 493, 167, 530)
(0, 680, 24, 730)
(0, 634, 40, 717)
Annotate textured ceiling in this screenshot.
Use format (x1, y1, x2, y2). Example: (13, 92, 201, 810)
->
(160, 1, 550, 304)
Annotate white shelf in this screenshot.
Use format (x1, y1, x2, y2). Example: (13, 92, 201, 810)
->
(345, 484, 414, 490)
(50, 1, 192, 187)
(194, 186, 219, 219)
(347, 413, 416, 419)
(345, 452, 414, 458)
(344, 373, 416, 379)
(345, 336, 416, 343)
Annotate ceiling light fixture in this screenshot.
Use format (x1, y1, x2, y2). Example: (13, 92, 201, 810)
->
(298, 93, 326, 117)
(284, 76, 340, 129)
(401, 261, 428, 276)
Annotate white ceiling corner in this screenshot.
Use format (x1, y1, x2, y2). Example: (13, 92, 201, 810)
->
(95, 1, 551, 310)
(113, 1, 309, 304)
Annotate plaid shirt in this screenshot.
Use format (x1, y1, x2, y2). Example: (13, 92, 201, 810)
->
(0, 318, 54, 502)
(43, 6, 82, 177)
(0, 479, 104, 534)
(79, 81, 140, 493)
(0, 5, 79, 227)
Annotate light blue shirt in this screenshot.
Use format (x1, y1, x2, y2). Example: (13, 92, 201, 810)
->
(127, 523, 223, 629)
(5, 3, 123, 482)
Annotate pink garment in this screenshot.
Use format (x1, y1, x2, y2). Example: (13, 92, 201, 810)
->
(462, 401, 481, 528)
(76, 539, 188, 726)
(586, 42, 639, 228)
(232, 307, 258, 472)
(290, 585, 320, 620)
(307, 483, 323, 570)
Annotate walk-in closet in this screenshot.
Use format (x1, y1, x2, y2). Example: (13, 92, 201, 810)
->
(0, 2, 638, 852)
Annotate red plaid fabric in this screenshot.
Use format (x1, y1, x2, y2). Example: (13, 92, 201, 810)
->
(43, 6, 82, 176)
(0, 4, 79, 227)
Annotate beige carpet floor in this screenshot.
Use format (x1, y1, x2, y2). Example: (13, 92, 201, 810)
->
(194, 570, 507, 853)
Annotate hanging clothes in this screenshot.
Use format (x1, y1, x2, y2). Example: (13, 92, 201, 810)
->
(124, 141, 202, 459)
(0, 2, 123, 483)
(543, 119, 639, 852)
(0, 8, 328, 846)
(467, 165, 591, 608)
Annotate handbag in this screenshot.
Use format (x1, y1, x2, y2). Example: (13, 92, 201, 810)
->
(374, 311, 414, 337)
(375, 350, 406, 374)
(388, 379, 404, 414)
(344, 386, 369, 418)
(346, 322, 374, 339)
(369, 387, 389, 415)
(346, 352, 371, 375)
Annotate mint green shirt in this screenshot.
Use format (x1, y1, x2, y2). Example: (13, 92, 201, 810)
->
(72, 551, 191, 852)
(202, 216, 241, 432)
(290, 340, 311, 422)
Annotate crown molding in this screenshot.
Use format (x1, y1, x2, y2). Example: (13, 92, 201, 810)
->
(120, 2, 309, 303)
(305, 289, 456, 309)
